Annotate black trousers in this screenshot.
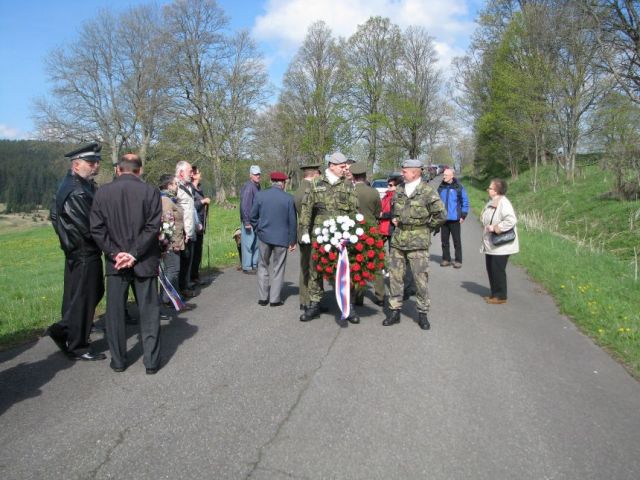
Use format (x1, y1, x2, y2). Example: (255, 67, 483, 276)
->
(57, 255, 104, 354)
(191, 233, 204, 280)
(441, 220, 462, 263)
(105, 272, 160, 370)
(485, 254, 510, 299)
(179, 241, 194, 291)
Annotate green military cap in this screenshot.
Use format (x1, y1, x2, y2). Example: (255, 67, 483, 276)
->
(349, 162, 367, 175)
(300, 163, 320, 170)
(401, 158, 424, 168)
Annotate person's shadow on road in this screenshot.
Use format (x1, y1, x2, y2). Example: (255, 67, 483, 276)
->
(0, 350, 74, 416)
(460, 280, 491, 298)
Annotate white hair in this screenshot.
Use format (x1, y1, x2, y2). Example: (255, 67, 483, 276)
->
(175, 160, 190, 177)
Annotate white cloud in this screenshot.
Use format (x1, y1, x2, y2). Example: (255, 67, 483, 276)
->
(253, 0, 476, 70)
(0, 124, 30, 140)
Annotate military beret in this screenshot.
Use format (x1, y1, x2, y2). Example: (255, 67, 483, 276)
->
(300, 163, 320, 170)
(326, 152, 347, 164)
(64, 142, 101, 162)
(349, 162, 367, 176)
(270, 171, 288, 181)
(401, 158, 424, 168)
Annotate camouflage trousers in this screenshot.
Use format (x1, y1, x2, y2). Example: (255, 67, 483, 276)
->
(388, 247, 430, 313)
(298, 243, 312, 306)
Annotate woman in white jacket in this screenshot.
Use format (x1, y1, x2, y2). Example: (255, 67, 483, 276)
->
(480, 178, 519, 304)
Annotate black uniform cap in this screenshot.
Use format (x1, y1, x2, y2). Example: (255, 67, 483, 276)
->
(64, 142, 102, 162)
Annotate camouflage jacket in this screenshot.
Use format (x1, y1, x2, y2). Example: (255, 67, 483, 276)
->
(390, 180, 446, 250)
(299, 175, 359, 235)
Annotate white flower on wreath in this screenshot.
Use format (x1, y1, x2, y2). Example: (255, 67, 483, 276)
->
(316, 235, 325, 244)
(323, 219, 331, 227)
(324, 244, 332, 252)
(355, 213, 364, 222)
(322, 227, 329, 236)
(355, 227, 364, 236)
(314, 227, 322, 235)
(342, 231, 351, 240)
(329, 225, 337, 233)
(349, 234, 359, 244)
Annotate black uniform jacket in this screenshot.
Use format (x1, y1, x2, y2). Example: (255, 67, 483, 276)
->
(90, 174, 162, 277)
(50, 170, 101, 259)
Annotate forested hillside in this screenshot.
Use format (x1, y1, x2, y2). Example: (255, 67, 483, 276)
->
(0, 140, 72, 213)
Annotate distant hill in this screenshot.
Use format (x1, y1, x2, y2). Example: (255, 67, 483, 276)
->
(0, 140, 72, 213)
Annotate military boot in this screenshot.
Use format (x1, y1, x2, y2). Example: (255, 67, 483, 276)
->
(300, 302, 321, 322)
(346, 305, 360, 324)
(418, 312, 430, 330)
(382, 310, 400, 326)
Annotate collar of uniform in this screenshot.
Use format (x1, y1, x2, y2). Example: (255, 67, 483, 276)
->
(404, 177, 421, 197)
(324, 168, 341, 185)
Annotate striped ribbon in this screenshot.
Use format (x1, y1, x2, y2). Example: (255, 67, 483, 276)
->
(158, 262, 185, 311)
(335, 242, 351, 319)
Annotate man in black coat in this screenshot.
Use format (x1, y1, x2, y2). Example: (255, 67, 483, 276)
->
(47, 142, 106, 361)
(90, 153, 163, 374)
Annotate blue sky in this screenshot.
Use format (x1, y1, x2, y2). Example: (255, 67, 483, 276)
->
(0, 0, 482, 140)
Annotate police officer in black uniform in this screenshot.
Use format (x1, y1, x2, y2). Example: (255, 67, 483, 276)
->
(47, 143, 106, 361)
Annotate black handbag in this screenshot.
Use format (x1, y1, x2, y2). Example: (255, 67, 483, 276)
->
(489, 205, 516, 245)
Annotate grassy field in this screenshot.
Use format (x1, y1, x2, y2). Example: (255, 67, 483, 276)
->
(0, 200, 241, 348)
(466, 165, 640, 377)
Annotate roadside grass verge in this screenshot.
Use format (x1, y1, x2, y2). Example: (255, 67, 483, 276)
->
(0, 201, 241, 349)
(466, 168, 640, 377)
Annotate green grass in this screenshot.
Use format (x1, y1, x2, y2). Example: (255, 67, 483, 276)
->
(466, 166, 640, 377)
(0, 200, 241, 348)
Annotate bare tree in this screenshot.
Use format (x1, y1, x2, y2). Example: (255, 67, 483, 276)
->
(34, 10, 133, 166)
(163, 0, 231, 202)
(584, 0, 640, 103)
(219, 30, 270, 197)
(345, 16, 402, 171)
(550, 1, 610, 181)
(385, 26, 445, 159)
(281, 21, 349, 164)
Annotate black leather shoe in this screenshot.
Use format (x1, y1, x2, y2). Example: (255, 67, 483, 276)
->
(418, 312, 431, 330)
(71, 352, 107, 361)
(146, 367, 159, 375)
(270, 301, 284, 307)
(300, 302, 321, 322)
(45, 325, 68, 353)
(383, 310, 401, 326)
(346, 307, 360, 324)
(258, 299, 269, 306)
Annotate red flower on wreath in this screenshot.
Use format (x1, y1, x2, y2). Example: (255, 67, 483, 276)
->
(310, 214, 387, 290)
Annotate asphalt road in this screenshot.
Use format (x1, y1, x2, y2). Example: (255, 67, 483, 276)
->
(1, 208, 639, 479)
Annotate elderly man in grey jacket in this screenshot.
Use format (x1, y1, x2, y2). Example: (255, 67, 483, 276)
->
(250, 171, 297, 306)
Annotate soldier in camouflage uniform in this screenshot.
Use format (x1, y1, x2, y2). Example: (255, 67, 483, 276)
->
(298, 152, 360, 323)
(383, 158, 446, 330)
(293, 163, 321, 310)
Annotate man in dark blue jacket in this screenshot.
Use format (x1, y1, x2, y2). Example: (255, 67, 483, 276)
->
(438, 168, 469, 268)
(250, 171, 297, 307)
